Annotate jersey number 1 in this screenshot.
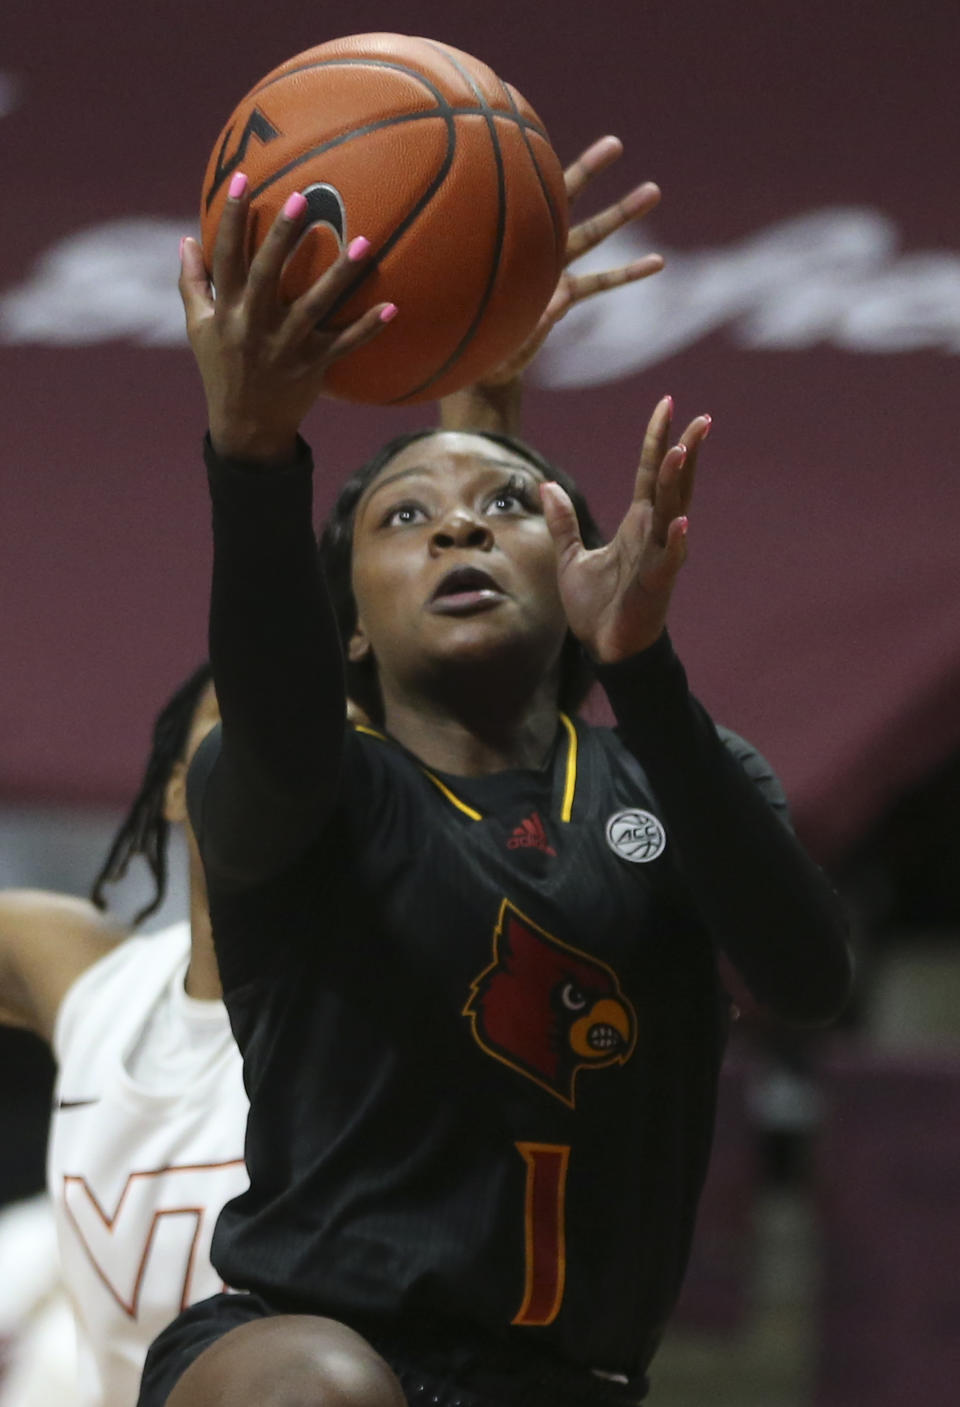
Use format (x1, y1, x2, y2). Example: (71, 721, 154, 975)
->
(512, 1141, 571, 1326)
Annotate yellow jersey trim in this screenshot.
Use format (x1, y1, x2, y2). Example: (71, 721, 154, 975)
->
(558, 713, 578, 823)
(420, 770, 483, 821)
(353, 717, 578, 824)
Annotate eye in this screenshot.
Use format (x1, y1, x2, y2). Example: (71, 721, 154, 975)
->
(488, 491, 522, 514)
(560, 982, 587, 1011)
(486, 474, 536, 516)
(383, 502, 427, 528)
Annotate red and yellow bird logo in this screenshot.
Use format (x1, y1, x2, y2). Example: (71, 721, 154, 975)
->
(463, 900, 637, 1107)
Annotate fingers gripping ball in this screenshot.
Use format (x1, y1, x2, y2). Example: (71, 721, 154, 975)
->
(200, 33, 569, 405)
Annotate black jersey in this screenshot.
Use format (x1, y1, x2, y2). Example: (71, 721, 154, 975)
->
(190, 440, 850, 1388)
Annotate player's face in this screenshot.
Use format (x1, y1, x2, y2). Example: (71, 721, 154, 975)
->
(350, 433, 568, 697)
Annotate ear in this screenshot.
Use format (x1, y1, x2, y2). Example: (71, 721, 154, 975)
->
(348, 623, 372, 664)
(163, 759, 189, 824)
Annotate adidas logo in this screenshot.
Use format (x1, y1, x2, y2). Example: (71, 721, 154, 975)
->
(507, 811, 556, 856)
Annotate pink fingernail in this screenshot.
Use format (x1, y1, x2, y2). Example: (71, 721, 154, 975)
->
(677, 516, 689, 536)
(347, 236, 371, 262)
(283, 191, 307, 220)
(228, 172, 248, 200)
(674, 441, 688, 460)
(663, 395, 674, 415)
(379, 303, 398, 323)
(701, 415, 712, 438)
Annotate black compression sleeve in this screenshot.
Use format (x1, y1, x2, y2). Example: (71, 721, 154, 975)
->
(596, 632, 852, 1025)
(190, 436, 347, 889)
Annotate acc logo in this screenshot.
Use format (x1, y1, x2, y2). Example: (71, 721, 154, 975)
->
(605, 808, 666, 863)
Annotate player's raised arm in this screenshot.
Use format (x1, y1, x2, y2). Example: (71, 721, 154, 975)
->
(439, 135, 663, 436)
(178, 177, 397, 889)
(542, 398, 852, 1025)
(0, 892, 124, 1039)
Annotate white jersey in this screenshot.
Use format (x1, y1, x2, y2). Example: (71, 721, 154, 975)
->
(48, 923, 249, 1407)
(0, 1196, 81, 1407)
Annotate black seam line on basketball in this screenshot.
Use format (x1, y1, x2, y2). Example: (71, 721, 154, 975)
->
(246, 109, 453, 203)
(244, 56, 548, 141)
(243, 107, 542, 325)
(248, 57, 454, 111)
(247, 58, 455, 151)
(213, 82, 543, 212)
(206, 108, 282, 211)
(387, 42, 508, 405)
(243, 108, 541, 211)
(247, 107, 457, 322)
(207, 55, 458, 215)
(489, 61, 515, 115)
(322, 106, 457, 322)
(501, 84, 563, 257)
(317, 108, 554, 329)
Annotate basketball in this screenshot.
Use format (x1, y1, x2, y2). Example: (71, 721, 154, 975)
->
(199, 33, 568, 405)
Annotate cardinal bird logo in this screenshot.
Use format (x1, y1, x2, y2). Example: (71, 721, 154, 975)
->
(463, 900, 637, 1107)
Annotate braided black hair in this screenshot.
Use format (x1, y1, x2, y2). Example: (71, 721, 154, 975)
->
(318, 428, 605, 727)
(90, 663, 213, 924)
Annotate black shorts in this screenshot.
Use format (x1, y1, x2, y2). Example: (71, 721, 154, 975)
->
(137, 1291, 648, 1407)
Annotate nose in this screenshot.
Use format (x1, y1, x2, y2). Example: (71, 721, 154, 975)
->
(430, 508, 493, 553)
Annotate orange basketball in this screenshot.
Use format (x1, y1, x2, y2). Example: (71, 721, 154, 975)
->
(200, 33, 568, 405)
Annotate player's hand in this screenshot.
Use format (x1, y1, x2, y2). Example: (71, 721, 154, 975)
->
(179, 173, 397, 463)
(540, 398, 711, 662)
(478, 136, 663, 388)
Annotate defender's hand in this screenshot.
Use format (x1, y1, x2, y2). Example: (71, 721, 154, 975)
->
(479, 135, 663, 388)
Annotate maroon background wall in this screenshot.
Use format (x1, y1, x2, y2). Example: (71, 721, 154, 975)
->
(2, 0, 958, 860)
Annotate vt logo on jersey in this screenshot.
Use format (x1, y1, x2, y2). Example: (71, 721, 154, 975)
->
(62, 1158, 246, 1317)
(463, 900, 636, 1107)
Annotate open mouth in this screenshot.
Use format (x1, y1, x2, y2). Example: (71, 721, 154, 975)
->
(429, 565, 506, 614)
